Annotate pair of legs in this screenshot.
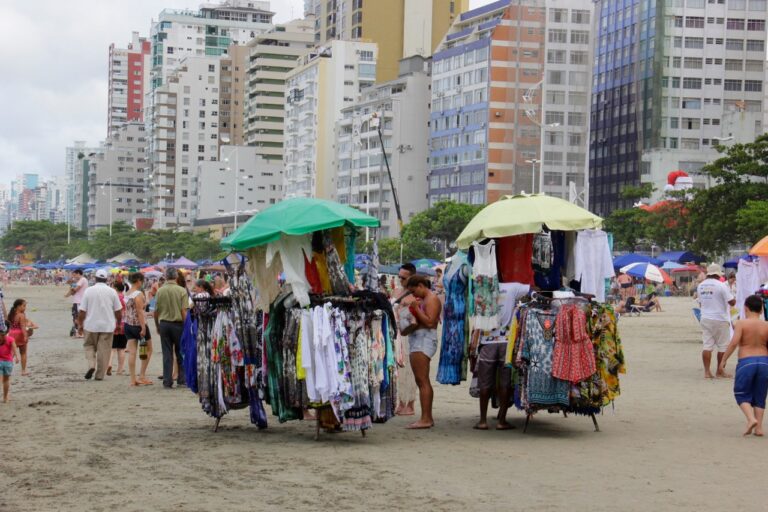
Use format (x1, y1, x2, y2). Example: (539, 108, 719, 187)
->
(158, 321, 184, 388)
(83, 331, 113, 380)
(475, 343, 512, 430)
(396, 400, 415, 416)
(702, 350, 729, 379)
(701, 319, 730, 378)
(734, 357, 768, 436)
(109, 349, 126, 375)
(18, 344, 29, 376)
(126, 338, 153, 386)
(2, 375, 9, 402)
(408, 352, 434, 429)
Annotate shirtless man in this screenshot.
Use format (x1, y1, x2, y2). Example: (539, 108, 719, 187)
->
(719, 295, 768, 436)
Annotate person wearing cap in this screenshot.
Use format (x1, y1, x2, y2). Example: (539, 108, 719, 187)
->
(696, 263, 736, 379)
(76, 269, 123, 381)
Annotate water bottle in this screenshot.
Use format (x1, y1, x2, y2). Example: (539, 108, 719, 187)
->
(139, 338, 148, 360)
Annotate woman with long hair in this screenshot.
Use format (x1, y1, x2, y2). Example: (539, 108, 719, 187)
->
(8, 299, 29, 376)
(124, 273, 153, 386)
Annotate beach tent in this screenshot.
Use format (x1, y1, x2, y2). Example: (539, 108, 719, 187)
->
(67, 253, 97, 265)
(613, 253, 662, 270)
(656, 250, 703, 264)
(749, 235, 768, 256)
(107, 252, 141, 264)
(169, 256, 198, 269)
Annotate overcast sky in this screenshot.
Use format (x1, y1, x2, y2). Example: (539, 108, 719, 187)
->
(0, 0, 485, 185)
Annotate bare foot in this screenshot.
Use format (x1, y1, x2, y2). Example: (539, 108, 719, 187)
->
(397, 408, 415, 416)
(716, 371, 732, 379)
(130, 381, 139, 387)
(473, 422, 489, 430)
(744, 419, 758, 436)
(754, 429, 764, 437)
(406, 421, 434, 429)
(496, 421, 515, 430)
(704, 372, 715, 379)
(137, 379, 153, 386)
(21, 371, 30, 376)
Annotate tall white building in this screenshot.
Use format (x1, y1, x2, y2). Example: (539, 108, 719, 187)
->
(195, 145, 283, 231)
(335, 56, 431, 238)
(108, 32, 151, 137)
(244, 17, 315, 163)
(284, 40, 378, 199)
(66, 141, 100, 230)
(87, 123, 150, 232)
(148, 57, 223, 229)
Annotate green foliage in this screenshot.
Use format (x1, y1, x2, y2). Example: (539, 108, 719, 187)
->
(620, 183, 655, 201)
(376, 238, 404, 265)
(0, 220, 224, 263)
(736, 200, 768, 241)
(400, 201, 483, 260)
(603, 208, 650, 252)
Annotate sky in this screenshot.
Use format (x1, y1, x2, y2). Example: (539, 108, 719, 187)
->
(0, 0, 486, 185)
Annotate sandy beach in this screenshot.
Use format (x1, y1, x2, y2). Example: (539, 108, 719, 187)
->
(2, 284, 767, 511)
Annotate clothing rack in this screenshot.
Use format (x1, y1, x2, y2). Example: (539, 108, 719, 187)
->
(522, 410, 600, 433)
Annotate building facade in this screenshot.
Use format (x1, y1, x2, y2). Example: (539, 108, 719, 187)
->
(244, 18, 315, 162)
(86, 123, 150, 232)
(335, 56, 431, 238)
(195, 145, 283, 226)
(67, 142, 101, 231)
(308, 0, 467, 82)
(589, 0, 767, 215)
(108, 32, 151, 137)
(283, 40, 378, 199)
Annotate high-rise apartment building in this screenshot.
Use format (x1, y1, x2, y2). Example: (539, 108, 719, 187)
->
(283, 40, 378, 199)
(244, 18, 315, 162)
(146, 1, 275, 229)
(308, 0, 468, 82)
(589, 0, 767, 216)
(335, 56, 431, 238)
(66, 142, 101, 231)
(87, 123, 150, 232)
(148, 57, 223, 229)
(108, 32, 151, 137)
(428, 0, 594, 207)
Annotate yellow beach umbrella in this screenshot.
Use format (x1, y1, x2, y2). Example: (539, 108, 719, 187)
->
(456, 194, 603, 249)
(749, 235, 768, 256)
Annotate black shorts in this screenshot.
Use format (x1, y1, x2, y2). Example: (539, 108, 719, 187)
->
(620, 283, 632, 289)
(124, 324, 151, 341)
(112, 334, 128, 350)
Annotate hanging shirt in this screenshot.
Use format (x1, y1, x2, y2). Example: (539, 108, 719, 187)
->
(479, 282, 529, 344)
(736, 259, 761, 319)
(266, 234, 313, 307)
(472, 240, 501, 330)
(574, 229, 615, 302)
(496, 234, 534, 285)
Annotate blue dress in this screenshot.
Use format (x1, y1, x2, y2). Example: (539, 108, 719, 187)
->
(437, 252, 470, 385)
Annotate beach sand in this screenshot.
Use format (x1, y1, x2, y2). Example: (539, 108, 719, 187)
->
(2, 285, 767, 511)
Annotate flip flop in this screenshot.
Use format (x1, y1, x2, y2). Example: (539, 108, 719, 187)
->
(496, 423, 516, 430)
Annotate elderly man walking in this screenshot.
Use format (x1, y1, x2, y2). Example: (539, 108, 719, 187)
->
(697, 263, 737, 379)
(77, 269, 122, 380)
(154, 268, 189, 388)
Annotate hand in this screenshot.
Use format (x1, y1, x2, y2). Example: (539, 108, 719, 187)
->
(140, 326, 146, 338)
(14, 356, 19, 364)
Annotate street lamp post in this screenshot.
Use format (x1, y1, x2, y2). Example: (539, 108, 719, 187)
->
(524, 159, 540, 194)
(220, 135, 241, 231)
(101, 179, 113, 237)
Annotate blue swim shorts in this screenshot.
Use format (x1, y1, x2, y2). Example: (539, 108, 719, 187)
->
(734, 356, 768, 409)
(0, 361, 12, 376)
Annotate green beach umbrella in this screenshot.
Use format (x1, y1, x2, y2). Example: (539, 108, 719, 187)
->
(456, 194, 603, 249)
(221, 197, 380, 251)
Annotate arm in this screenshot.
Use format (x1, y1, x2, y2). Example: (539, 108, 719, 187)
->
(410, 295, 441, 329)
(17, 313, 28, 344)
(719, 322, 743, 370)
(12, 341, 20, 364)
(136, 293, 147, 337)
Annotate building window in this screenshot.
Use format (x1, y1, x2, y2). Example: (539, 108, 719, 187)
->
(725, 59, 743, 71)
(744, 80, 762, 92)
(571, 31, 589, 44)
(685, 16, 705, 28)
(724, 79, 742, 91)
(571, 10, 590, 24)
(684, 37, 704, 48)
(726, 38, 744, 50)
(548, 29, 567, 43)
(726, 18, 745, 30)
(746, 39, 765, 51)
(683, 77, 702, 89)
(683, 57, 703, 69)
(747, 19, 765, 30)
(550, 8, 567, 23)
(682, 98, 701, 109)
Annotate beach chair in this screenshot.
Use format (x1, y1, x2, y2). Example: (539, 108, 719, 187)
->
(625, 297, 644, 316)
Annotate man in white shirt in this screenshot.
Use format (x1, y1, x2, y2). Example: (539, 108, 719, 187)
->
(65, 269, 89, 337)
(696, 263, 736, 379)
(76, 269, 122, 381)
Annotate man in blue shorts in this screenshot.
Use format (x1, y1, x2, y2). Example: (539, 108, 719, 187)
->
(719, 295, 768, 436)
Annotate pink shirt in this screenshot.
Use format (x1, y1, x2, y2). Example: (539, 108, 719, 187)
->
(0, 335, 16, 362)
(72, 277, 89, 304)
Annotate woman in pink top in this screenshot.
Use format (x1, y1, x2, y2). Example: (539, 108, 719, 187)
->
(7, 299, 29, 376)
(0, 327, 20, 402)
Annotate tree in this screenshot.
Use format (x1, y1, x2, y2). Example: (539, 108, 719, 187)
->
(400, 201, 483, 260)
(0, 221, 88, 260)
(736, 199, 768, 241)
(603, 208, 650, 252)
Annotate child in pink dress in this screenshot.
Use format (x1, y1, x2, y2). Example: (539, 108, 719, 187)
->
(0, 327, 20, 403)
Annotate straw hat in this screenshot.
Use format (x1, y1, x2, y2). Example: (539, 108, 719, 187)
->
(706, 263, 724, 277)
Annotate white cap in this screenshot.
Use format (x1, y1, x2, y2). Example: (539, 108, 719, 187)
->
(95, 269, 109, 280)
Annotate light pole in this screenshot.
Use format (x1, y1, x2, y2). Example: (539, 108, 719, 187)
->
(220, 135, 241, 231)
(100, 179, 113, 237)
(524, 159, 540, 194)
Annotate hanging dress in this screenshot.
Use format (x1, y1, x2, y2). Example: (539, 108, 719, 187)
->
(520, 309, 570, 409)
(472, 240, 500, 330)
(551, 304, 596, 383)
(437, 251, 470, 385)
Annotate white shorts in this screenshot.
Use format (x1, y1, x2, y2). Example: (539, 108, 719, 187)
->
(701, 318, 730, 352)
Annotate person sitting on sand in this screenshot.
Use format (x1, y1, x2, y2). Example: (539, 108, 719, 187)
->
(719, 295, 768, 436)
(405, 275, 442, 429)
(0, 325, 20, 403)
